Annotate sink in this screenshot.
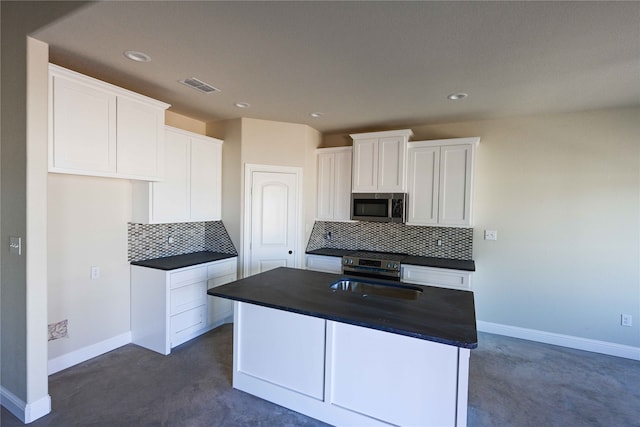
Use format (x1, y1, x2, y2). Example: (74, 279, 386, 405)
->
(330, 279, 423, 300)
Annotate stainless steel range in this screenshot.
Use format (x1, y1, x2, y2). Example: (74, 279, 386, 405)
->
(342, 252, 406, 280)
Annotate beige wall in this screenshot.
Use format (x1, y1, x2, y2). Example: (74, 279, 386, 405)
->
(323, 108, 640, 348)
(1, 1, 89, 419)
(208, 118, 321, 274)
(165, 110, 206, 135)
(47, 175, 133, 359)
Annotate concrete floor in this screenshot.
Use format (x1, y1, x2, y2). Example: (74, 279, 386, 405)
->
(1, 324, 639, 426)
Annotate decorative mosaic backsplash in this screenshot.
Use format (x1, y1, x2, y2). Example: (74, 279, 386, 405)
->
(306, 221, 473, 260)
(128, 221, 237, 262)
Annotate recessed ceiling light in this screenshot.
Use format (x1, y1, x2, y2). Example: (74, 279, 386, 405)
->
(123, 50, 151, 62)
(447, 92, 468, 101)
(310, 112, 324, 118)
(234, 102, 250, 108)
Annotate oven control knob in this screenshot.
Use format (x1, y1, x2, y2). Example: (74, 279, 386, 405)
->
(394, 263, 398, 269)
(386, 262, 391, 268)
(343, 258, 348, 264)
(349, 259, 354, 264)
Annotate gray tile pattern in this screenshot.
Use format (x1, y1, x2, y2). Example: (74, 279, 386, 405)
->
(306, 221, 473, 260)
(128, 221, 237, 262)
(204, 221, 238, 255)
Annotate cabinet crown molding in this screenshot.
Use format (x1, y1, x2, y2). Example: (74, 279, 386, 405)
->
(409, 137, 480, 148)
(315, 146, 352, 154)
(49, 63, 171, 110)
(350, 129, 414, 140)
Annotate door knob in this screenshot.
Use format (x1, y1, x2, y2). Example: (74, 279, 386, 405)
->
(288, 250, 293, 254)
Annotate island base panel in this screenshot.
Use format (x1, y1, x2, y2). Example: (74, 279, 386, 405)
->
(232, 301, 470, 426)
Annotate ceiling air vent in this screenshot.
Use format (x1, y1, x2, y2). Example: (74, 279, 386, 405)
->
(179, 77, 221, 94)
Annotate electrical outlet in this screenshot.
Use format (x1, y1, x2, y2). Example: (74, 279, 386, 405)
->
(9, 236, 22, 255)
(621, 314, 632, 327)
(90, 266, 100, 280)
(484, 230, 498, 241)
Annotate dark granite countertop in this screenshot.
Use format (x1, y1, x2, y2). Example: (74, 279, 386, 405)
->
(306, 248, 475, 271)
(131, 251, 237, 270)
(209, 267, 477, 349)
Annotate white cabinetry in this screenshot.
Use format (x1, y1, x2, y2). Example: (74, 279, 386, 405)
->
(232, 301, 470, 426)
(305, 255, 343, 274)
(401, 264, 472, 291)
(350, 129, 413, 193)
(132, 126, 223, 224)
(48, 64, 169, 180)
(407, 138, 479, 226)
(316, 147, 352, 221)
(131, 257, 237, 355)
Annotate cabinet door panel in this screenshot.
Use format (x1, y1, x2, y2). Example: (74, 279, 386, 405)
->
(237, 303, 325, 400)
(352, 139, 378, 192)
(152, 130, 190, 222)
(439, 145, 472, 225)
(328, 321, 458, 426)
(407, 146, 439, 225)
(116, 97, 163, 179)
(377, 136, 405, 192)
(191, 137, 222, 220)
(316, 153, 335, 220)
(333, 150, 352, 220)
(51, 76, 116, 173)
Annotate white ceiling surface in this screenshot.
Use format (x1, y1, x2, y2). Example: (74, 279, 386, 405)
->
(34, 1, 640, 134)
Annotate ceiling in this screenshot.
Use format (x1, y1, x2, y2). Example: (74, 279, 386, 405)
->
(33, 1, 640, 134)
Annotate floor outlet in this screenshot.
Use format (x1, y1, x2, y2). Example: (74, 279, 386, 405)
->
(621, 314, 632, 327)
(91, 266, 100, 280)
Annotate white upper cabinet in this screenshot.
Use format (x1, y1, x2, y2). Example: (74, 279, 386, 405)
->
(350, 129, 413, 193)
(407, 138, 479, 227)
(132, 126, 223, 224)
(48, 64, 169, 180)
(316, 147, 352, 221)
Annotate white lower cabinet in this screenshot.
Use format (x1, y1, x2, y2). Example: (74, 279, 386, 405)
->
(401, 264, 472, 291)
(232, 301, 470, 426)
(131, 257, 237, 355)
(305, 254, 343, 274)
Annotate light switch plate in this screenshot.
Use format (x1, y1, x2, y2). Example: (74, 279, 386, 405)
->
(9, 236, 22, 255)
(484, 230, 498, 241)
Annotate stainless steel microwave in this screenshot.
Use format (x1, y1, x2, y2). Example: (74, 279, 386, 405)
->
(351, 193, 406, 223)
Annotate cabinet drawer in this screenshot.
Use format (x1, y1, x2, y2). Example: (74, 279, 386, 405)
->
(170, 305, 206, 348)
(305, 255, 343, 274)
(207, 258, 236, 278)
(170, 266, 207, 289)
(170, 281, 207, 315)
(208, 273, 237, 289)
(401, 265, 471, 291)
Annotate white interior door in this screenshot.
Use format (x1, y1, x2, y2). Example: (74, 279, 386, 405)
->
(247, 169, 299, 276)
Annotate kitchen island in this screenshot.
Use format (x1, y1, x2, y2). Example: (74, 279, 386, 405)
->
(208, 267, 477, 427)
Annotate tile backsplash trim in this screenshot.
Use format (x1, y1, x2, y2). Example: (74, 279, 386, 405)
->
(128, 221, 237, 262)
(306, 221, 473, 260)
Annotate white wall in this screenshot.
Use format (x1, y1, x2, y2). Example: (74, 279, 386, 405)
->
(324, 108, 640, 350)
(47, 174, 133, 360)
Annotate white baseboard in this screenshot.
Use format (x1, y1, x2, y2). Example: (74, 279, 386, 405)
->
(48, 331, 132, 375)
(0, 386, 51, 423)
(477, 320, 640, 361)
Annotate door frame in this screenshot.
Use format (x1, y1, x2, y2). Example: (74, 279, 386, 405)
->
(242, 163, 303, 278)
